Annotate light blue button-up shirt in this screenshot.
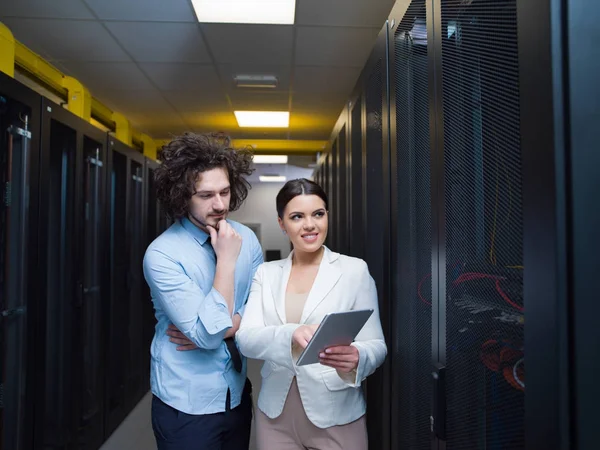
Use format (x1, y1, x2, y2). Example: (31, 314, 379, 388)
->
(143, 217, 263, 414)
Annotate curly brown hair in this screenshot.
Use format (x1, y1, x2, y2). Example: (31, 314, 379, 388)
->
(154, 132, 254, 219)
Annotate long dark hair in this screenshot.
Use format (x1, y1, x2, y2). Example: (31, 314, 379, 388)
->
(276, 178, 329, 218)
(155, 132, 254, 219)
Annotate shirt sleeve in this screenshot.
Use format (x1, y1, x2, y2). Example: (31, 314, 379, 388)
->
(237, 229, 264, 318)
(143, 247, 233, 350)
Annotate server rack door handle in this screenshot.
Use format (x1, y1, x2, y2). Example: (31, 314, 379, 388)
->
(431, 364, 447, 440)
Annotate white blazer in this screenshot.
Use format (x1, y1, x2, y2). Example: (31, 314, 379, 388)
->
(236, 246, 387, 429)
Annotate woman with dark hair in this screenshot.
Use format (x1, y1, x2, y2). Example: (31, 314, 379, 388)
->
(236, 178, 387, 450)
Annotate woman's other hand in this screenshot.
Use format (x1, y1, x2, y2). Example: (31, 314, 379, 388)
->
(292, 324, 319, 349)
(319, 345, 359, 373)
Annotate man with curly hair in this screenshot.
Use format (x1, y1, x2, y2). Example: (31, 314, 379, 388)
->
(143, 132, 263, 449)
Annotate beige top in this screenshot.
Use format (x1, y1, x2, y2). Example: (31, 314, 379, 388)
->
(285, 292, 309, 324)
(287, 292, 309, 361)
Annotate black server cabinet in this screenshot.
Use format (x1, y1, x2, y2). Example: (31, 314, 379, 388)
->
(124, 150, 146, 410)
(39, 98, 107, 450)
(142, 158, 162, 377)
(436, 0, 526, 447)
(518, 0, 598, 448)
(388, 2, 433, 449)
(349, 22, 392, 450)
(0, 72, 41, 450)
(323, 154, 331, 249)
(104, 137, 148, 436)
(388, 0, 580, 447)
(336, 125, 348, 255)
(348, 95, 363, 260)
(330, 139, 338, 252)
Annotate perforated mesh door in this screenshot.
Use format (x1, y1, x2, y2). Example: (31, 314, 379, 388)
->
(364, 58, 387, 450)
(107, 150, 128, 432)
(350, 101, 363, 259)
(441, 1, 525, 448)
(365, 60, 385, 298)
(393, 2, 432, 448)
(337, 126, 348, 254)
(331, 139, 338, 251)
(80, 136, 105, 445)
(128, 161, 145, 401)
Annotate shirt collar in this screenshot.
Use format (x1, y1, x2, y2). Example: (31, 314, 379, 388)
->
(180, 217, 211, 246)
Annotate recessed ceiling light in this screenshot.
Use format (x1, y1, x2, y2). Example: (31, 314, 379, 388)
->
(259, 175, 287, 182)
(191, 0, 296, 25)
(234, 111, 289, 128)
(234, 75, 278, 89)
(253, 155, 288, 164)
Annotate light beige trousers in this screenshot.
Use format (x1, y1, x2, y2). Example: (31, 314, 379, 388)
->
(255, 378, 368, 450)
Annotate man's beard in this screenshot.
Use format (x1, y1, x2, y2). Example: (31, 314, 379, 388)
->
(189, 210, 228, 229)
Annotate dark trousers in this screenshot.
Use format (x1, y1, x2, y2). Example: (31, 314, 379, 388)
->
(152, 379, 253, 450)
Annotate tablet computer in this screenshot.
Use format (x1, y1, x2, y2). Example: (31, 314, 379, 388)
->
(296, 309, 374, 366)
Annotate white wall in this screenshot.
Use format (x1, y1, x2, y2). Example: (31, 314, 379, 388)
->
(229, 182, 292, 260)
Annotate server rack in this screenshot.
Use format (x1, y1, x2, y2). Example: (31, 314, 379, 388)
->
(348, 93, 364, 260)
(104, 137, 149, 435)
(336, 124, 348, 256)
(0, 71, 41, 450)
(314, 0, 597, 447)
(388, 2, 433, 449)
(38, 97, 108, 449)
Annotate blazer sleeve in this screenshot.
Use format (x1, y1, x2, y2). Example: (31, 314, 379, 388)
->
(341, 260, 388, 387)
(236, 264, 301, 372)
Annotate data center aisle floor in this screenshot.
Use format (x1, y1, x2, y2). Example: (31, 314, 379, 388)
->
(100, 359, 262, 450)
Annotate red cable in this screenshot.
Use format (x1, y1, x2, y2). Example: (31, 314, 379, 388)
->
(495, 279, 524, 312)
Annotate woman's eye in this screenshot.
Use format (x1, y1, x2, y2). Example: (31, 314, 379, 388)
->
(315, 211, 324, 217)
(291, 215, 301, 220)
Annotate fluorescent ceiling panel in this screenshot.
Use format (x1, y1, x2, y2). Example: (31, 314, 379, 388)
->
(253, 155, 288, 164)
(259, 175, 287, 182)
(191, 0, 296, 25)
(234, 111, 290, 128)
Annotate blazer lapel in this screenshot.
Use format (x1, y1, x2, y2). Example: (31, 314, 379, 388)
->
(300, 247, 342, 324)
(272, 252, 293, 324)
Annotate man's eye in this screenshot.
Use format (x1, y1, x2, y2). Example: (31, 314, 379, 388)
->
(201, 195, 212, 199)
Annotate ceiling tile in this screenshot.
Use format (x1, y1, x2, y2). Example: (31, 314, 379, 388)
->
(293, 66, 361, 94)
(1, 18, 130, 61)
(0, 0, 95, 19)
(202, 24, 293, 65)
(289, 129, 332, 140)
(291, 91, 348, 115)
(84, 0, 196, 22)
(218, 64, 292, 93)
(183, 111, 239, 132)
(105, 22, 211, 63)
(163, 90, 230, 113)
(60, 62, 154, 93)
(295, 26, 379, 67)
(136, 123, 191, 139)
(228, 91, 290, 111)
(140, 63, 220, 91)
(296, 0, 394, 28)
(96, 89, 177, 117)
